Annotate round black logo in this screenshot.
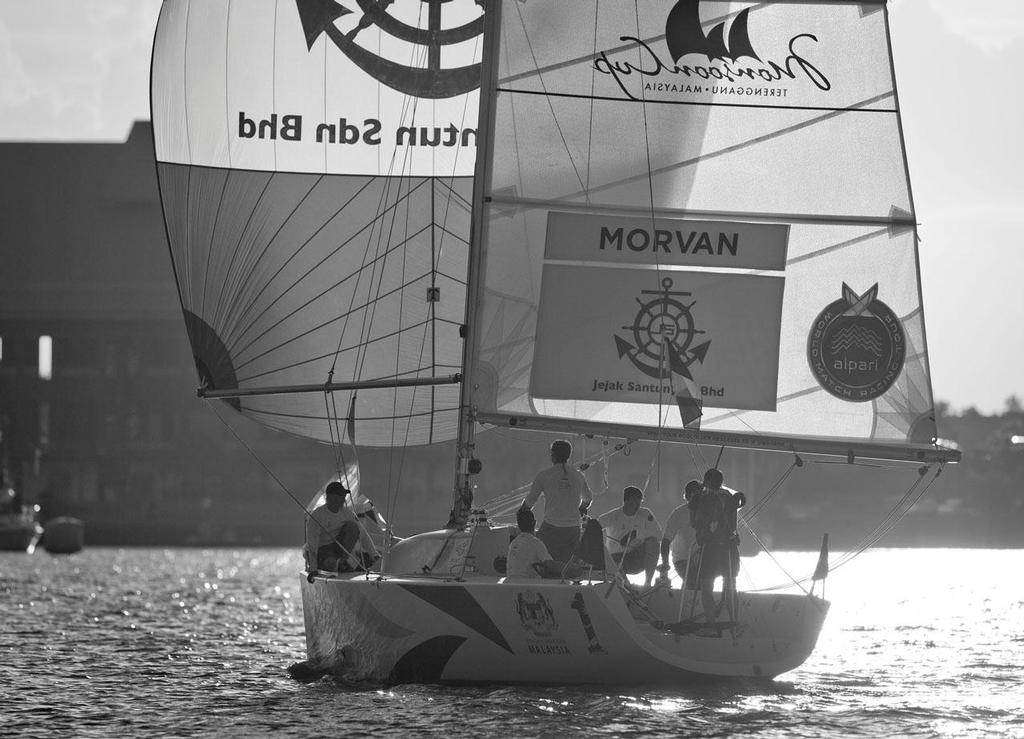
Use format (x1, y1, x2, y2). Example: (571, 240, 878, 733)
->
(807, 283, 905, 402)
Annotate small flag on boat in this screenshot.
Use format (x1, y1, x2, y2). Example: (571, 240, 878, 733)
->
(346, 392, 357, 445)
(663, 338, 703, 429)
(812, 533, 830, 581)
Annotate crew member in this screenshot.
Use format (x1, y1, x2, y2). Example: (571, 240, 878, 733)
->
(304, 482, 379, 579)
(690, 468, 741, 623)
(521, 439, 593, 563)
(599, 485, 662, 588)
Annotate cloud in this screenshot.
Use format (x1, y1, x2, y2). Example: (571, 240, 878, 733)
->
(0, 1, 161, 141)
(926, 0, 1024, 52)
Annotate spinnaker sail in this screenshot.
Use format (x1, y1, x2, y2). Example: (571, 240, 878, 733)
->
(151, 0, 483, 446)
(466, 0, 954, 463)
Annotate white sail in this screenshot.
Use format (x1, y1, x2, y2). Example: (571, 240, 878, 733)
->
(151, 0, 483, 446)
(468, 0, 951, 462)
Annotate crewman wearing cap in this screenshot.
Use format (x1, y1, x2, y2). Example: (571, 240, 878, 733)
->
(304, 481, 379, 580)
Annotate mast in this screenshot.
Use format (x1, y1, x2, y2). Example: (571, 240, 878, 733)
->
(448, 0, 502, 528)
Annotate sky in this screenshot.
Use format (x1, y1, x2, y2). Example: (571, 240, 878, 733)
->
(0, 0, 1021, 415)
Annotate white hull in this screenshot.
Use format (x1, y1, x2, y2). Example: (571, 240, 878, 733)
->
(301, 530, 829, 686)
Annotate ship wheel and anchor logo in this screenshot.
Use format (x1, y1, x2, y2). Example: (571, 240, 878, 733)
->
(614, 277, 712, 382)
(296, 0, 484, 99)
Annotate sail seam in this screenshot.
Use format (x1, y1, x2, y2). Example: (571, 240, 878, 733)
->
(497, 86, 897, 115)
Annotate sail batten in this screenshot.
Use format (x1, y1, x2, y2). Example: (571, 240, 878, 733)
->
(486, 196, 914, 229)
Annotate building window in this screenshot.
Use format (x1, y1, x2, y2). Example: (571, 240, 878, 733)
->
(39, 336, 53, 380)
(0, 336, 4, 361)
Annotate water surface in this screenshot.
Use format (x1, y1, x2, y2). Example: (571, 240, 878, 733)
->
(2, 548, 1020, 737)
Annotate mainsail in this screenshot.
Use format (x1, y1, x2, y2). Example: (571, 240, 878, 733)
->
(466, 0, 955, 463)
(151, 0, 483, 446)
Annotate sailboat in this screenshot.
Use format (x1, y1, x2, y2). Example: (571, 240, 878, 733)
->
(151, 0, 959, 684)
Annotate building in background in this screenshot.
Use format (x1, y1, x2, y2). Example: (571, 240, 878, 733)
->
(1, 123, 1019, 549)
(0, 122, 336, 545)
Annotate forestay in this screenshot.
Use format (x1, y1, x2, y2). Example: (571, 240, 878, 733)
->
(151, 0, 482, 446)
(468, 0, 952, 462)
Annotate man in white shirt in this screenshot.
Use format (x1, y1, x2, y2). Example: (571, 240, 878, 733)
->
(506, 508, 559, 579)
(521, 439, 594, 563)
(660, 480, 703, 585)
(598, 485, 662, 588)
(304, 482, 379, 579)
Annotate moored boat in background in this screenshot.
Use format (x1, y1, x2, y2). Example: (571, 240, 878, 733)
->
(0, 504, 43, 553)
(42, 517, 85, 555)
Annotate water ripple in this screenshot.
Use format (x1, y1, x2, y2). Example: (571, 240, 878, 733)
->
(2, 548, 1022, 738)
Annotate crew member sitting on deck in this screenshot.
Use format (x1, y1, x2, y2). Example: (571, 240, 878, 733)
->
(660, 479, 703, 585)
(506, 508, 560, 579)
(599, 485, 662, 588)
(689, 468, 742, 623)
(304, 482, 379, 580)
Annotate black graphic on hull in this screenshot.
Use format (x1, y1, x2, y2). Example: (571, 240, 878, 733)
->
(296, 0, 483, 99)
(387, 635, 467, 685)
(399, 583, 513, 653)
(570, 592, 606, 654)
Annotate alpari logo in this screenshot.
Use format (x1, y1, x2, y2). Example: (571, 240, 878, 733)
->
(666, 0, 759, 63)
(807, 283, 906, 402)
(296, 0, 483, 99)
(593, 0, 830, 101)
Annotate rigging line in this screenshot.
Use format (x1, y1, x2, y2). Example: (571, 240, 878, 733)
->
(420, 26, 483, 450)
(424, 37, 486, 435)
(739, 518, 812, 596)
(831, 467, 933, 567)
(511, 2, 589, 195)
(751, 466, 943, 593)
(345, 56, 429, 393)
(331, 392, 360, 500)
(501, 20, 534, 308)
(202, 396, 327, 540)
(236, 314, 448, 385)
(212, 171, 277, 333)
(740, 460, 798, 522)
(330, 176, 416, 390)
(358, 131, 426, 458)
(218, 172, 333, 348)
(433, 177, 473, 212)
(686, 443, 710, 481)
(378, 3, 445, 531)
(342, 28, 431, 524)
(635, 1, 668, 443)
(520, 89, 896, 207)
(180, 165, 194, 317)
(481, 436, 633, 520)
(246, 178, 432, 356)
(585, 0, 599, 195)
(199, 169, 232, 326)
(239, 351, 459, 392)
(229, 219, 433, 366)
(245, 406, 452, 426)
(324, 390, 340, 474)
